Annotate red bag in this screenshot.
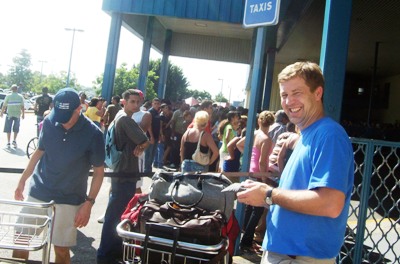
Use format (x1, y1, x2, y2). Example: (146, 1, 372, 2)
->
(221, 213, 240, 258)
(121, 193, 149, 226)
(120, 193, 149, 259)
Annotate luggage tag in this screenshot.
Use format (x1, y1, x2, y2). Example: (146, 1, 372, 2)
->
(221, 183, 247, 193)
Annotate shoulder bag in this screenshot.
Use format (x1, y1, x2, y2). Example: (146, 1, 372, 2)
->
(192, 131, 210, 165)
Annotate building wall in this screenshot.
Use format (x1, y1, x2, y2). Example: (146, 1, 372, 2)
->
(379, 74, 400, 124)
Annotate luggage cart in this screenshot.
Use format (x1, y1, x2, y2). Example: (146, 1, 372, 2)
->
(0, 199, 55, 264)
(117, 219, 229, 264)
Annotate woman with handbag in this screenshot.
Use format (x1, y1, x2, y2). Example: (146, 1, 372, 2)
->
(180, 110, 219, 173)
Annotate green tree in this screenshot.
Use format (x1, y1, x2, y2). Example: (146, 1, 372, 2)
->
(150, 59, 189, 100)
(7, 49, 33, 91)
(112, 63, 140, 97)
(97, 61, 161, 101)
(185, 89, 212, 101)
(0, 73, 7, 89)
(96, 59, 188, 101)
(214, 92, 228, 102)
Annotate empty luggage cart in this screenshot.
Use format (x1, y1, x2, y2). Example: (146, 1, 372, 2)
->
(0, 199, 55, 264)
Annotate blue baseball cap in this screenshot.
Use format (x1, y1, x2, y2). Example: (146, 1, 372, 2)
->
(49, 88, 80, 123)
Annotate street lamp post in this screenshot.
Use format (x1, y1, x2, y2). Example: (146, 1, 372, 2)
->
(218, 78, 224, 96)
(65, 28, 84, 87)
(38, 60, 47, 84)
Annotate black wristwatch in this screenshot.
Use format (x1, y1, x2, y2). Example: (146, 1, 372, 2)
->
(85, 196, 95, 205)
(265, 188, 274, 206)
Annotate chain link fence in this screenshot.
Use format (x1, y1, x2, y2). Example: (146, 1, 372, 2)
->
(338, 138, 400, 263)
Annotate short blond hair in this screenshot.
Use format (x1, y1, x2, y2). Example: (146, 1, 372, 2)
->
(278, 61, 324, 92)
(194, 110, 209, 128)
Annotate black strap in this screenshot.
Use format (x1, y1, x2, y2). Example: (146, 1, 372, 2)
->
(170, 180, 204, 208)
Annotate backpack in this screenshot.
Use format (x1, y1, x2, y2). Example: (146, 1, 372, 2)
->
(104, 117, 122, 170)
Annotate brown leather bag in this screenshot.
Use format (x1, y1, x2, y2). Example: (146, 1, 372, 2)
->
(139, 200, 226, 246)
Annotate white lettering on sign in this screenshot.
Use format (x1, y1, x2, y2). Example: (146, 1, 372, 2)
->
(249, 2, 272, 13)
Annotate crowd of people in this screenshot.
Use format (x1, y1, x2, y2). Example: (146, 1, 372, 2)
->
(6, 61, 355, 264)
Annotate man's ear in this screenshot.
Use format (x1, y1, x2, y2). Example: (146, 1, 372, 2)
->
(315, 86, 324, 101)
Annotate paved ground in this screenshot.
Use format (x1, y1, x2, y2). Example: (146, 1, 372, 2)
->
(0, 112, 261, 263)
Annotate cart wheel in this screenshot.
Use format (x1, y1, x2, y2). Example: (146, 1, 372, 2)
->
(26, 137, 39, 159)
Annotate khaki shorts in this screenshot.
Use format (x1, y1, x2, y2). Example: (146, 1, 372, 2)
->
(262, 251, 335, 264)
(18, 196, 81, 247)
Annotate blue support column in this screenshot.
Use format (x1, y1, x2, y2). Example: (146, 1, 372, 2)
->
(158, 30, 172, 98)
(319, 0, 352, 122)
(101, 12, 122, 103)
(234, 26, 267, 255)
(138, 16, 155, 98)
(262, 26, 278, 110)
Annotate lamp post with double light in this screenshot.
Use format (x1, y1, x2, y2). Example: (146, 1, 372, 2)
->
(65, 28, 84, 87)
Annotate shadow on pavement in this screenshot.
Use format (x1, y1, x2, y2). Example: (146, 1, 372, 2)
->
(70, 230, 96, 263)
(2, 147, 26, 157)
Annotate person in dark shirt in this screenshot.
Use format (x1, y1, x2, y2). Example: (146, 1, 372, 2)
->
(14, 88, 104, 263)
(144, 98, 161, 172)
(97, 89, 149, 264)
(34, 87, 53, 125)
(103, 95, 122, 136)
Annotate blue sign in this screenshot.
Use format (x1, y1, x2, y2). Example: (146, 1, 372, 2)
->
(243, 0, 280, 28)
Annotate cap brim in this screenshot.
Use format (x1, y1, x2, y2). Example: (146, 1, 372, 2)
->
(48, 108, 74, 124)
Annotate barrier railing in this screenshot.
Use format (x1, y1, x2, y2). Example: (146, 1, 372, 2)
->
(340, 138, 400, 263)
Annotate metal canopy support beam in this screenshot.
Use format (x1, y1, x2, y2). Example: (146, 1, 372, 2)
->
(138, 16, 154, 98)
(101, 12, 122, 103)
(262, 26, 278, 110)
(158, 30, 172, 98)
(234, 26, 267, 255)
(319, 0, 352, 122)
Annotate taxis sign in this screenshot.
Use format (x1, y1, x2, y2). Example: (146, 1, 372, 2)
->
(243, 0, 281, 28)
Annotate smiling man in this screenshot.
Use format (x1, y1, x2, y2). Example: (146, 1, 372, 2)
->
(237, 62, 354, 263)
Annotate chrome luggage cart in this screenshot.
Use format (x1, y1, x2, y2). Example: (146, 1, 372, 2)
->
(117, 219, 229, 264)
(0, 199, 55, 264)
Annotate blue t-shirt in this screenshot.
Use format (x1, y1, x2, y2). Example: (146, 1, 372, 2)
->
(264, 117, 354, 259)
(29, 114, 105, 205)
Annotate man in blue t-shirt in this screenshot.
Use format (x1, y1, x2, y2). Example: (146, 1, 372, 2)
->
(237, 62, 354, 263)
(14, 88, 105, 263)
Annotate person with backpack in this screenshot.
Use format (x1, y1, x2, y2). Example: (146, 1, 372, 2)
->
(97, 89, 149, 264)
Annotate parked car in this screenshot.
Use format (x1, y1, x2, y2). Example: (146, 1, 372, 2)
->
(24, 100, 33, 110)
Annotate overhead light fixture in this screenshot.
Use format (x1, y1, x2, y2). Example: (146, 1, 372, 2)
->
(195, 22, 207, 27)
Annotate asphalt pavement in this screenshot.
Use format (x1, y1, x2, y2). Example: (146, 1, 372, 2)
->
(0, 112, 260, 264)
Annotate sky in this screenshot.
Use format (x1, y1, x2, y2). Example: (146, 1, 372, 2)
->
(0, 0, 250, 102)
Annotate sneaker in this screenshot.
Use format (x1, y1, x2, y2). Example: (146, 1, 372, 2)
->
(240, 242, 263, 255)
(12, 141, 17, 148)
(97, 214, 105, 224)
(6, 143, 10, 148)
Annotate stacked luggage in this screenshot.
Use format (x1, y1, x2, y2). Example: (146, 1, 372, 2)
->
(117, 171, 239, 264)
